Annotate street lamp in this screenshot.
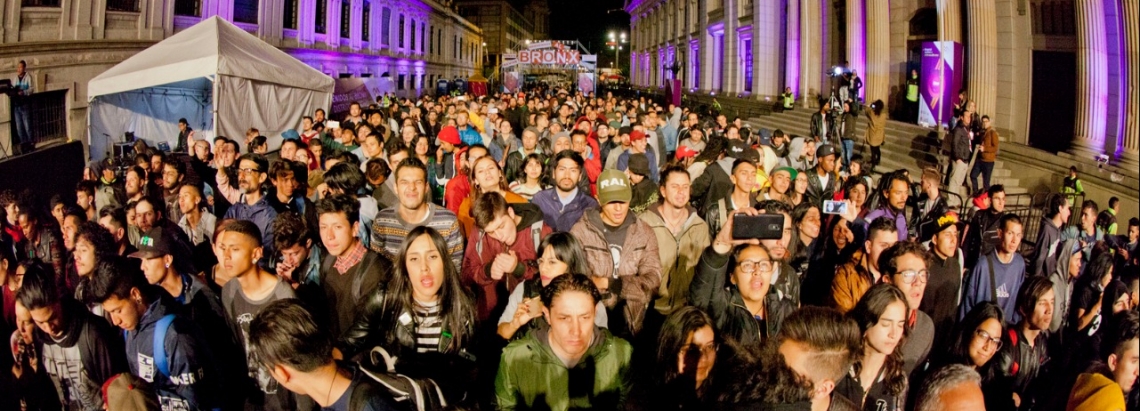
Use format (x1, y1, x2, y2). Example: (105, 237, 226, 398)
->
(608, 31, 627, 74)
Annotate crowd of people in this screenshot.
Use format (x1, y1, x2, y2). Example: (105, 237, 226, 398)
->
(0, 87, 1137, 411)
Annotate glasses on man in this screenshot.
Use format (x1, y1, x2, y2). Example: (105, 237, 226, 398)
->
(896, 269, 929, 285)
(974, 329, 1003, 351)
(238, 167, 262, 176)
(738, 259, 773, 274)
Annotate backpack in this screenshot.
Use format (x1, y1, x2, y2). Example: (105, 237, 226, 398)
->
(124, 314, 177, 377)
(356, 346, 448, 411)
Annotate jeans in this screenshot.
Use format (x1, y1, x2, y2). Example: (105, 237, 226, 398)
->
(13, 105, 31, 147)
(971, 160, 994, 194)
(841, 139, 854, 170)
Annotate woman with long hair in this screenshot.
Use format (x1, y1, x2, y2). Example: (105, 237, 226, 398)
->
(643, 306, 723, 410)
(457, 155, 527, 237)
(835, 283, 910, 410)
(788, 171, 809, 206)
(496, 232, 605, 340)
(339, 226, 477, 401)
(509, 153, 547, 201)
(789, 202, 822, 279)
(939, 301, 1005, 371)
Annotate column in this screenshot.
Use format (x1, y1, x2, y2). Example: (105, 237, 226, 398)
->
(846, 0, 865, 100)
(753, 0, 780, 96)
(864, 0, 888, 105)
(785, 0, 800, 99)
(723, 0, 738, 94)
(936, 0, 962, 43)
(1119, 0, 1138, 164)
(966, 0, 998, 117)
(1073, 0, 1108, 154)
(799, 0, 821, 108)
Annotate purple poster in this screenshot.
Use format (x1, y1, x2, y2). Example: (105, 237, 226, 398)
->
(918, 41, 964, 128)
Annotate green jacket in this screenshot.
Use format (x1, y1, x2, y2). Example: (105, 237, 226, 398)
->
(495, 327, 632, 411)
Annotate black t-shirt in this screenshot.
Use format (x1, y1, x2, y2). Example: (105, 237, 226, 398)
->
(324, 367, 399, 411)
(1069, 282, 1102, 334)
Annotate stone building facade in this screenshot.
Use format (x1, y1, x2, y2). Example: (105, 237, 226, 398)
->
(626, 0, 1139, 166)
(1, 0, 482, 157)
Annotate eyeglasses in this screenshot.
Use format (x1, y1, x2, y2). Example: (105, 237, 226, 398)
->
(974, 329, 1003, 350)
(738, 259, 773, 274)
(238, 168, 262, 175)
(682, 342, 718, 359)
(896, 269, 929, 285)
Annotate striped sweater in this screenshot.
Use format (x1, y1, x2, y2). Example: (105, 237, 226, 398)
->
(370, 203, 465, 268)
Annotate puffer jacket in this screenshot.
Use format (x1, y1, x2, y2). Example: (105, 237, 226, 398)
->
(830, 249, 875, 313)
(569, 210, 662, 337)
(639, 204, 711, 315)
(689, 247, 797, 347)
(494, 326, 632, 411)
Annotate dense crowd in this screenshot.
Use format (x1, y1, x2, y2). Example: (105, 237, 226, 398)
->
(0, 87, 1137, 411)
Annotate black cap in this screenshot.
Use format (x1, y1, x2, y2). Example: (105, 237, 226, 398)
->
(816, 144, 837, 159)
(128, 227, 173, 259)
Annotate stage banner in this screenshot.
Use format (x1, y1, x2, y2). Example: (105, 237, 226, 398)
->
(918, 41, 963, 128)
(332, 78, 394, 119)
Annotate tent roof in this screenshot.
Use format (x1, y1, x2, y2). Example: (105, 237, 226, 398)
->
(89, 16, 332, 99)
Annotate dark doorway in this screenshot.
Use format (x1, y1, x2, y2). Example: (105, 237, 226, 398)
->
(1028, 51, 1076, 153)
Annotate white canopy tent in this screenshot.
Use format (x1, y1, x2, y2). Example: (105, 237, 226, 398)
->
(87, 16, 333, 160)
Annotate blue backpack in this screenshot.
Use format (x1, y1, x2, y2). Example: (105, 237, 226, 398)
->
(125, 314, 177, 377)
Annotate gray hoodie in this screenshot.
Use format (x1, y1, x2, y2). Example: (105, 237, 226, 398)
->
(1048, 239, 1082, 333)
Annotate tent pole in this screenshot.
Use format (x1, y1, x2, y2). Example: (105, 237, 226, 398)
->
(212, 75, 219, 141)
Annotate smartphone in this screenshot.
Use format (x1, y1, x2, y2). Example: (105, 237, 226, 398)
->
(823, 200, 849, 215)
(732, 214, 785, 240)
(326, 120, 341, 129)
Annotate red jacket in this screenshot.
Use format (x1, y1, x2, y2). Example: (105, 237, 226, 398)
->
(460, 204, 551, 321)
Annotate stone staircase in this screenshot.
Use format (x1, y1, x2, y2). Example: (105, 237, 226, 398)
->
(743, 109, 1029, 196)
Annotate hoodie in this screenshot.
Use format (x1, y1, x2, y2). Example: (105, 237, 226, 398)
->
(786, 136, 816, 171)
(1049, 239, 1082, 334)
(124, 297, 222, 410)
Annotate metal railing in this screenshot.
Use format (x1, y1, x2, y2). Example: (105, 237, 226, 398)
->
(106, 0, 139, 12)
(24, 90, 69, 146)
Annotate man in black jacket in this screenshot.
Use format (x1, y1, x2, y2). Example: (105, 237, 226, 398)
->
(805, 144, 840, 207)
(911, 167, 949, 241)
(810, 99, 832, 143)
(17, 262, 127, 411)
(947, 113, 974, 199)
(317, 194, 392, 338)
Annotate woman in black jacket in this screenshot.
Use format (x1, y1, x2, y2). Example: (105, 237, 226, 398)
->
(339, 225, 477, 402)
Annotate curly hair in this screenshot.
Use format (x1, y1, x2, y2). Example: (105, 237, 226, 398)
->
(75, 221, 117, 260)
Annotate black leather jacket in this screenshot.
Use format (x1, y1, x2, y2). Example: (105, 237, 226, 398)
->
(339, 288, 475, 361)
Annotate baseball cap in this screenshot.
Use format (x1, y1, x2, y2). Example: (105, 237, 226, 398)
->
(771, 166, 798, 181)
(128, 227, 173, 259)
(727, 140, 758, 163)
(675, 145, 699, 160)
(438, 126, 462, 145)
(816, 144, 837, 159)
(628, 154, 651, 177)
(920, 211, 964, 242)
(630, 130, 647, 142)
(597, 169, 632, 204)
(282, 129, 300, 141)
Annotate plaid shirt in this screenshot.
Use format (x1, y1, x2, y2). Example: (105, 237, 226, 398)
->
(333, 240, 367, 275)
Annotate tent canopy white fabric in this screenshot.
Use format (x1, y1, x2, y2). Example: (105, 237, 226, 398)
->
(87, 17, 332, 160)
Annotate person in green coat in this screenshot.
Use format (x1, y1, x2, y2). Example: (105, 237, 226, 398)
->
(495, 274, 633, 410)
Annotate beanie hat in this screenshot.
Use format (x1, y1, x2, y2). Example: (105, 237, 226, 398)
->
(438, 126, 462, 145)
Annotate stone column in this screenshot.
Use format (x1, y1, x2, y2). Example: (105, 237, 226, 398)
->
(966, 0, 998, 118)
(753, 0, 780, 96)
(723, 1, 738, 94)
(799, 0, 821, 108)
(846, 0, 865, 100)
(1120, 0, 1139, 164)
(936, 0, 962, 43)
(1074, 0, 1108, 154)
(785, 0, 800, 99)
(865, 0, 888, 106)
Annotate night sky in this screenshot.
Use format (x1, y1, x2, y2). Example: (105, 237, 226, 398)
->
(547, 0, 630, 54)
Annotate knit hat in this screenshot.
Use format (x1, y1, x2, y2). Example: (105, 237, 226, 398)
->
(597, 169, 632, 204)
(438, 126, 462, 145)
(630, 130, 647, 142)
(628, 154, 651, 177)
(103, 373, 159, 411)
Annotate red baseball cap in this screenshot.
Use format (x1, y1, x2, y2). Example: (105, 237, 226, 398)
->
(438, 126, 461, 145)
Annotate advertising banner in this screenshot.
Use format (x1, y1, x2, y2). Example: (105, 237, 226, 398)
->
(578, 72, 595, 95)
(331, 78, 394, 119)
(918, 41, 964, 128)
(504, 71, 521, 93)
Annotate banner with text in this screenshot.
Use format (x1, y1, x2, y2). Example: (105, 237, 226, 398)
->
(918, 41, 964, 128)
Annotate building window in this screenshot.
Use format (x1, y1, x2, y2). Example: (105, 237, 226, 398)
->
(742, 37, 753, 92)
(233, 0, 257, 24)
(283, 0, 298, 29)
(398, 74, 406, 90)
(362, 3, 370, 42)
(430, 27, 435, 54)
(106, 0, 139, 12)
(421, 24, 426, 53)
(174, 0, 199, 16)
(316, 0, 327, 34)
(22, 0, 61, 6)
(381, 8, 391, 45)
(399, 15, 405, 49)
(340, 1, 351, 38)
(411, 21, 417, 52)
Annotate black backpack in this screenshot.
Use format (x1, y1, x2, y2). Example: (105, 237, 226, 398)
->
(355, 346, 448, 411)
